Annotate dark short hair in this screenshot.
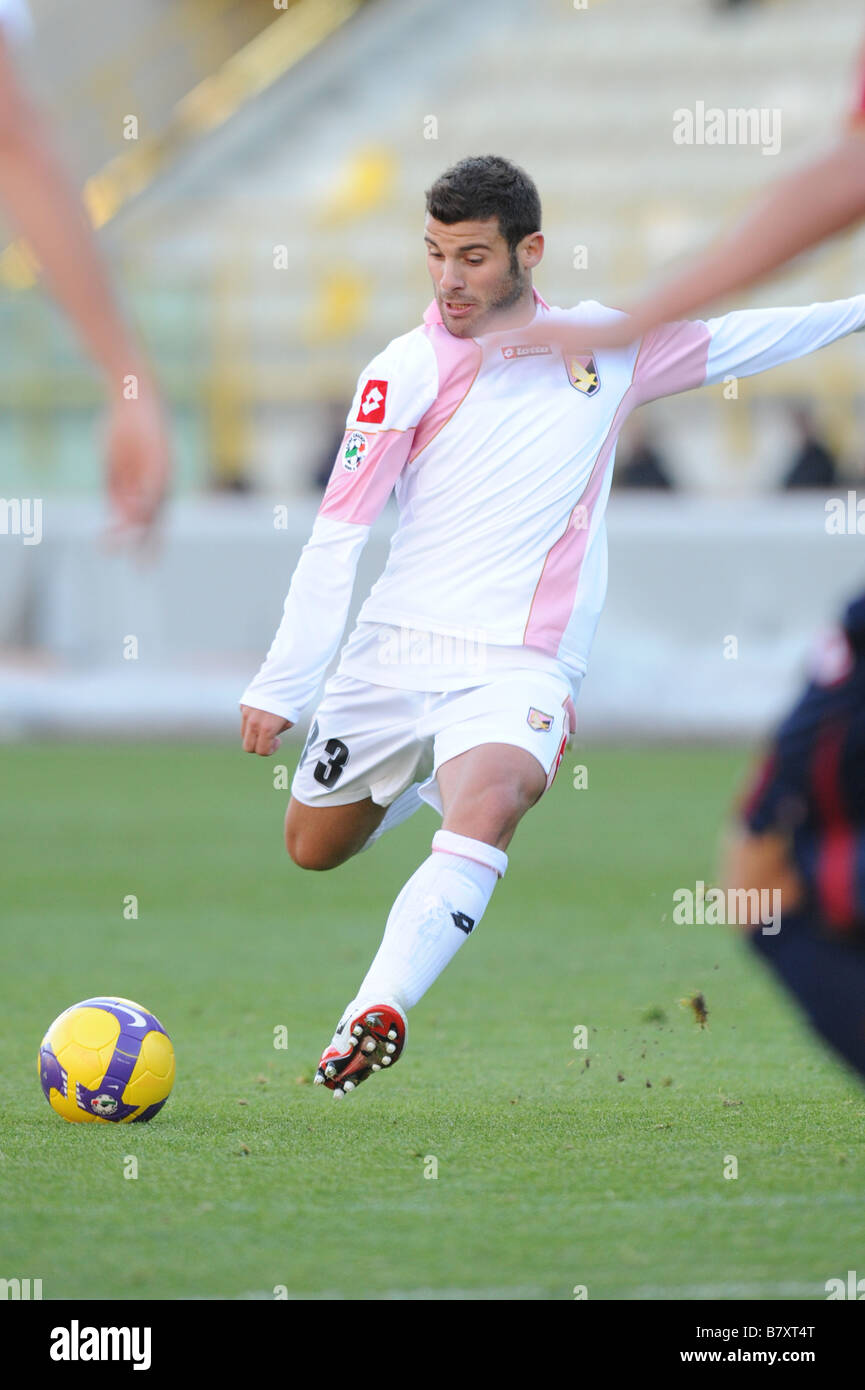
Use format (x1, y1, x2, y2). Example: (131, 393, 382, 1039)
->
(424, 155, 541, 254)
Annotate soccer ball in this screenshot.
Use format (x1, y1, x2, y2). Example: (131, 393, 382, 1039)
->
(38, 996, 175, 1123)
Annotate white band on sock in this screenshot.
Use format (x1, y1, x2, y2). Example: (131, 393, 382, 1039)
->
(432, 828, 508, 880)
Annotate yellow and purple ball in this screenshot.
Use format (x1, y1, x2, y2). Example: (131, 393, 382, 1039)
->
(38, 996, 175, 1123)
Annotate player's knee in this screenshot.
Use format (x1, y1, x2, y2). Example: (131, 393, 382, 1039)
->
(284, 821, 351, 871)
(285, 828, 327, 870)
(444, 781, 535, 846)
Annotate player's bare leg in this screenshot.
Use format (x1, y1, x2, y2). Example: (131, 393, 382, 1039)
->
(436, 741, 546, 848)
(314, 742, 546, 1096)
(284, 795, 386, 871)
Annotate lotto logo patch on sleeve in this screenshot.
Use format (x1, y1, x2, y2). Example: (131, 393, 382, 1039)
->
(357, 379, 388, 423)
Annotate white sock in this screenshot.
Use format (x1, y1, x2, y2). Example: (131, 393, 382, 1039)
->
(352, 829, 508, 1011)
(359, 782, 424, 853)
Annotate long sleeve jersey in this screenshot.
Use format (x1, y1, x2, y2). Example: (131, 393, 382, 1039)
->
(241, 290, 865, 723)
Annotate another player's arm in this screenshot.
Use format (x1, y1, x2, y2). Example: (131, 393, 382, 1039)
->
(0, 31, 171, 532)
(719, 739, 807, 928)
(611, 128, 865, 347)
(519, 126, 865, 359)
(240, 337, 438, 756)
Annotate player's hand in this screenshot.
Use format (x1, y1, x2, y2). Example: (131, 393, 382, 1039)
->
(104, 373, 172, 541)
(516, 313, 641, 356)
(240, 705, 293, 756)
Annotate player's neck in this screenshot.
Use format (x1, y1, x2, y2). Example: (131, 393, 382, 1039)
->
(479, 285, 539, 337)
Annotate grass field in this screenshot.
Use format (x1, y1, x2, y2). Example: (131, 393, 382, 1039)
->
(3, 740, 865, 1302)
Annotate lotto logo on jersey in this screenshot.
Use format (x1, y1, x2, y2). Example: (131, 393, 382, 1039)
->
(357, 378, 388, 423)
(564, 353, 601, 395)
(502, 343, 552, 360)
(342, 431, 368, 472)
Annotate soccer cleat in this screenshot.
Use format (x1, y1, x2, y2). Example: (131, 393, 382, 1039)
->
(314, 1000, 407, 1097)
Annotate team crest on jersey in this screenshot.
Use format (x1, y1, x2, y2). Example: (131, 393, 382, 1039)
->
(563, 352, 601, 395)
(357, 378, 388, 423)
(527, 707, 554, 733)
(342, 431, 368, 472)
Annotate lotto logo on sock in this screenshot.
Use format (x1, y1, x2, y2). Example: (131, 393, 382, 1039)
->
(357, 379, 388, 423)
(451, 911, 475, 935)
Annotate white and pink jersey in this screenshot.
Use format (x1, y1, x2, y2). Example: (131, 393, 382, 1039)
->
(241, 289, 865, 723)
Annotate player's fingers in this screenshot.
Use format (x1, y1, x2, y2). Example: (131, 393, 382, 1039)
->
(255, 723, 279, 756)
(242, 717, 262, 754)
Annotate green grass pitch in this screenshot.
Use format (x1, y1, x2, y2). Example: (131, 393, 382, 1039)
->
(3, 740, 865, 1301)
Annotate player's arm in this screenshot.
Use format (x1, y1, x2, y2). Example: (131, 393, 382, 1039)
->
(614, 129, 865, 347)
(240, 335, 438, 756)
(630, 293, 865, 406)
(517, 126, 865, 359)
(0, 31, 171, 532)
(720, 744, 806, 927)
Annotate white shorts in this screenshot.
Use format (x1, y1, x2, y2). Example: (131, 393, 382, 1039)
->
(291, 670, 579, 817)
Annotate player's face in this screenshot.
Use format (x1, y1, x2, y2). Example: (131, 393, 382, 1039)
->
(424, 215, 542, 337)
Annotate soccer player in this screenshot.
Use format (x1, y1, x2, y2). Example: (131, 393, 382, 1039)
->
(725, 593, 865, 1080)
(240, 154, 865, 1097)
(0, 0, 171, 534)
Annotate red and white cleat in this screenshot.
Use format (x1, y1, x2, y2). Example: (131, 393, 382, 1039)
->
(314, 1000, 407, 1099)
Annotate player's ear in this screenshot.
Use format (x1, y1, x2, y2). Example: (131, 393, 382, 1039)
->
(519, 231, 544, 271)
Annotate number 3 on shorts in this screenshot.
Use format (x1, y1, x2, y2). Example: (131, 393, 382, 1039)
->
(313, 737, 350, 788)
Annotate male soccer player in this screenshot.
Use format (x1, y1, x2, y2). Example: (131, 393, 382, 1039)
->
(725, 593, 865, 1080)
(240, 154, 865, 1098)
(0, 0, 171, 534)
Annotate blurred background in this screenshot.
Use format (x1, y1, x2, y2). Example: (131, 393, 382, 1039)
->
(2, 0, 865, 741)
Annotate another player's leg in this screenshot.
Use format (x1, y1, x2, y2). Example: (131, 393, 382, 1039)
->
(748, 913, 865, 1080)
(725, 823, 865, 1081)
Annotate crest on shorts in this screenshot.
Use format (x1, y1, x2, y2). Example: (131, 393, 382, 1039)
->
(563, 352, 600, 395)
(527, 707, 554, 733)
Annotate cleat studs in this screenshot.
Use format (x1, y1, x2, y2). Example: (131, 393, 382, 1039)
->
(385, 1042, 396, 1054)
(333, 1087, 345, 1099)
(324, 1062, 337, 1079)
(387, 1028, 398, 1041)
(352, 1024, 363, 1037)
(313, 1073, 324, 1085)
(343, 1080, 356, 1092)
(381, 1056, 391, 1066)
(362, 1038, 377, 1053)
(371, 1063, 381, 1072)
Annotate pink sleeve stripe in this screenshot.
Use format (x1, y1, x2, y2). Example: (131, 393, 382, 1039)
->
(630, 318, 711, 405)
(318, 429, 413, 525)
(409, 324, 481, 461)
